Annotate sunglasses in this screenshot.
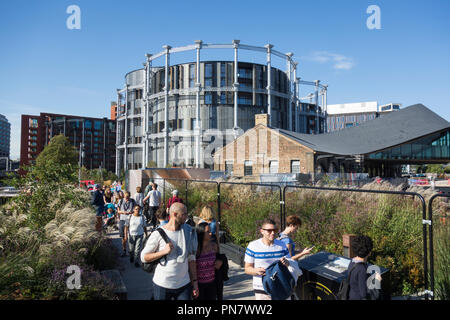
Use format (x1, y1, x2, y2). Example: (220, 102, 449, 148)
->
(262, 228, 278, 233)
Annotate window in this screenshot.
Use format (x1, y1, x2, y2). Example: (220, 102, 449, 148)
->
(205, 93, 212, 105)
(191, 118, 197, 130)
(269, 160, 278, 174)
(205, 63, 213, 77)
(84, 120, 92, 129)
(94, 121, 102, 130)
(189, 64, 195, 88)
(238, 68, 252, 79)
(225, 161, 233, 175)
(244, 160, 253, 176)
(291, 160, 300, 173)
(209, 106, 217, 129)
(220, 93, 226, 104)
(30, 119, 38, 128)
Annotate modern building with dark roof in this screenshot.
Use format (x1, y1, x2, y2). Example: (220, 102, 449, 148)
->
(213, 104, 450, 178)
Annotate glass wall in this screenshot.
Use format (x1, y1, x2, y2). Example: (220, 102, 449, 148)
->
(368, 130, 450, 160)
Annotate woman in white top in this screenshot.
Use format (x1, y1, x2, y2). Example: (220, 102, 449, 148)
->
(128, 205, 148, 267)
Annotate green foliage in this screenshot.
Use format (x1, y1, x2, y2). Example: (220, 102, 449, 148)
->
(434, 219, 450, 300)
(79, 167, 118, 185)
(0, 144, 118, 300)
(425, 164, 444, 174)
(147, 161, 157, 168)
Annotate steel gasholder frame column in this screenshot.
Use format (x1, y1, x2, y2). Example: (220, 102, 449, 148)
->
(286, 52, 293, 131)
(265, 44, 273, 127)
(163, 45, 171, 167)
(232, 40, 240, 134)
(195, 40, 202, 168)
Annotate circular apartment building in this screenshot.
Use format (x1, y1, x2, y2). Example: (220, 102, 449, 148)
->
(115, 41, 327, 174)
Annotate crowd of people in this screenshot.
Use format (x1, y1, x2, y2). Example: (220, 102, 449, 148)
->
(90, 182, 382, 301)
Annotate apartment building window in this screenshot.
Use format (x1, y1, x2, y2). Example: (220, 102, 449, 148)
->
(220, 63, 226, 87)
(205, 93, 212, 104)
(269, 160, 279, 174)
(189, 64, 195, 88)
(209, 106, 217, 129)
(291, 160, 300, 173)
(244, 160, 253, 176)
(30, 119, 38, 128)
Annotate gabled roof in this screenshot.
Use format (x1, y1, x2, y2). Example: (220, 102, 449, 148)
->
(276, 104, 450, 156)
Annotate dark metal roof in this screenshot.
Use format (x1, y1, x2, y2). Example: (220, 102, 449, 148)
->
(276, 104, 450, 156)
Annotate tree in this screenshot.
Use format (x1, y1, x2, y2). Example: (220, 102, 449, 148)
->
(34, 134, 79, 183)
(36, 134, 78, 168)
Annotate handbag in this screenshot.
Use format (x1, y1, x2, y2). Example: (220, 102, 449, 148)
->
(142, 228, 171, 273)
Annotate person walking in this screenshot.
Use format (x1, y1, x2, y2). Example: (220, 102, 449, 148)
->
(278, 215, 314, 260)
(347, 235, 382, 300)
(91, 184, 104, 232)
(244, 218, 291, 300)
(104, 187, 113, 206)
(134, 186, 144, 208)
(140, 202, 199, 300)
(117, 191, 136, 257)
(156, 207, 169, 227)
(195, 222, 222, 300)
(166, 189, 183, 214)
(128, 205, 148, 267)
(143, 183, 161, 227)
(198, 205, 219, 242)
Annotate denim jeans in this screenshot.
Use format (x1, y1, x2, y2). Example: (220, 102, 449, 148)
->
(128, 234, 144, 262)
(153, 282, 192, 300)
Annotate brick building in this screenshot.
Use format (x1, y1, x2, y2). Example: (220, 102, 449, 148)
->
(20, 113, 116, 172)
(213, 114, 315, 177)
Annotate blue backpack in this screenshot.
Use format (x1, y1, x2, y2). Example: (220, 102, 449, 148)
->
(262, 260, 295, 300)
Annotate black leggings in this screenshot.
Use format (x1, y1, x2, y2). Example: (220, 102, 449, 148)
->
(197, 281, 217, 300)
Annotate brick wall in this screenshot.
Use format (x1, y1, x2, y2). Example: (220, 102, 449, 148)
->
(214, 124, 315, 176)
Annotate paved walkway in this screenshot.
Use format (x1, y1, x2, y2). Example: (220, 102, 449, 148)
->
(107, 228, 254, 300)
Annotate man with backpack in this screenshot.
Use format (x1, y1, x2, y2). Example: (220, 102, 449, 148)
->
(339, 235, 382, 300)
(140, 202, 199, 300)
(244, 218, 291, 300)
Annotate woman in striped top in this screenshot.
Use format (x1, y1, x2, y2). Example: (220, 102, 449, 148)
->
(195, 222, 223, 300)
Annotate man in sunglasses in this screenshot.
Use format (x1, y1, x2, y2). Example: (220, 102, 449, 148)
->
(244, 218, 291, 300)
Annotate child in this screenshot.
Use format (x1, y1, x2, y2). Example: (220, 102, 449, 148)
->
(128, 205, 148, 267)
(347, 235, 382, 300)
(103, 204, 116, 230)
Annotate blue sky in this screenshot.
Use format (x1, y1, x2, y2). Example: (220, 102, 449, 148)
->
(1, 0, 449, 159)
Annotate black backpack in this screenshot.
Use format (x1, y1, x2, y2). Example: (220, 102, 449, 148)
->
(142, 228, 171, 273)
(337, 264, 358, 300)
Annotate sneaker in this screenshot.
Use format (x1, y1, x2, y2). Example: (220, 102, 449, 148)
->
(130, 256, 134, 263)
(121, 251, 127, 257)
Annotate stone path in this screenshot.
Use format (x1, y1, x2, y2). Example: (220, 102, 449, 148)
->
(107, 228, 254, 300)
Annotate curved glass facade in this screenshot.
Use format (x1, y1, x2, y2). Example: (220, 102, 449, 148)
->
(368, 130, 450, 161)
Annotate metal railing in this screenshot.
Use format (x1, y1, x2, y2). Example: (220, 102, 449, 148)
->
(130, 177, 440, 300)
